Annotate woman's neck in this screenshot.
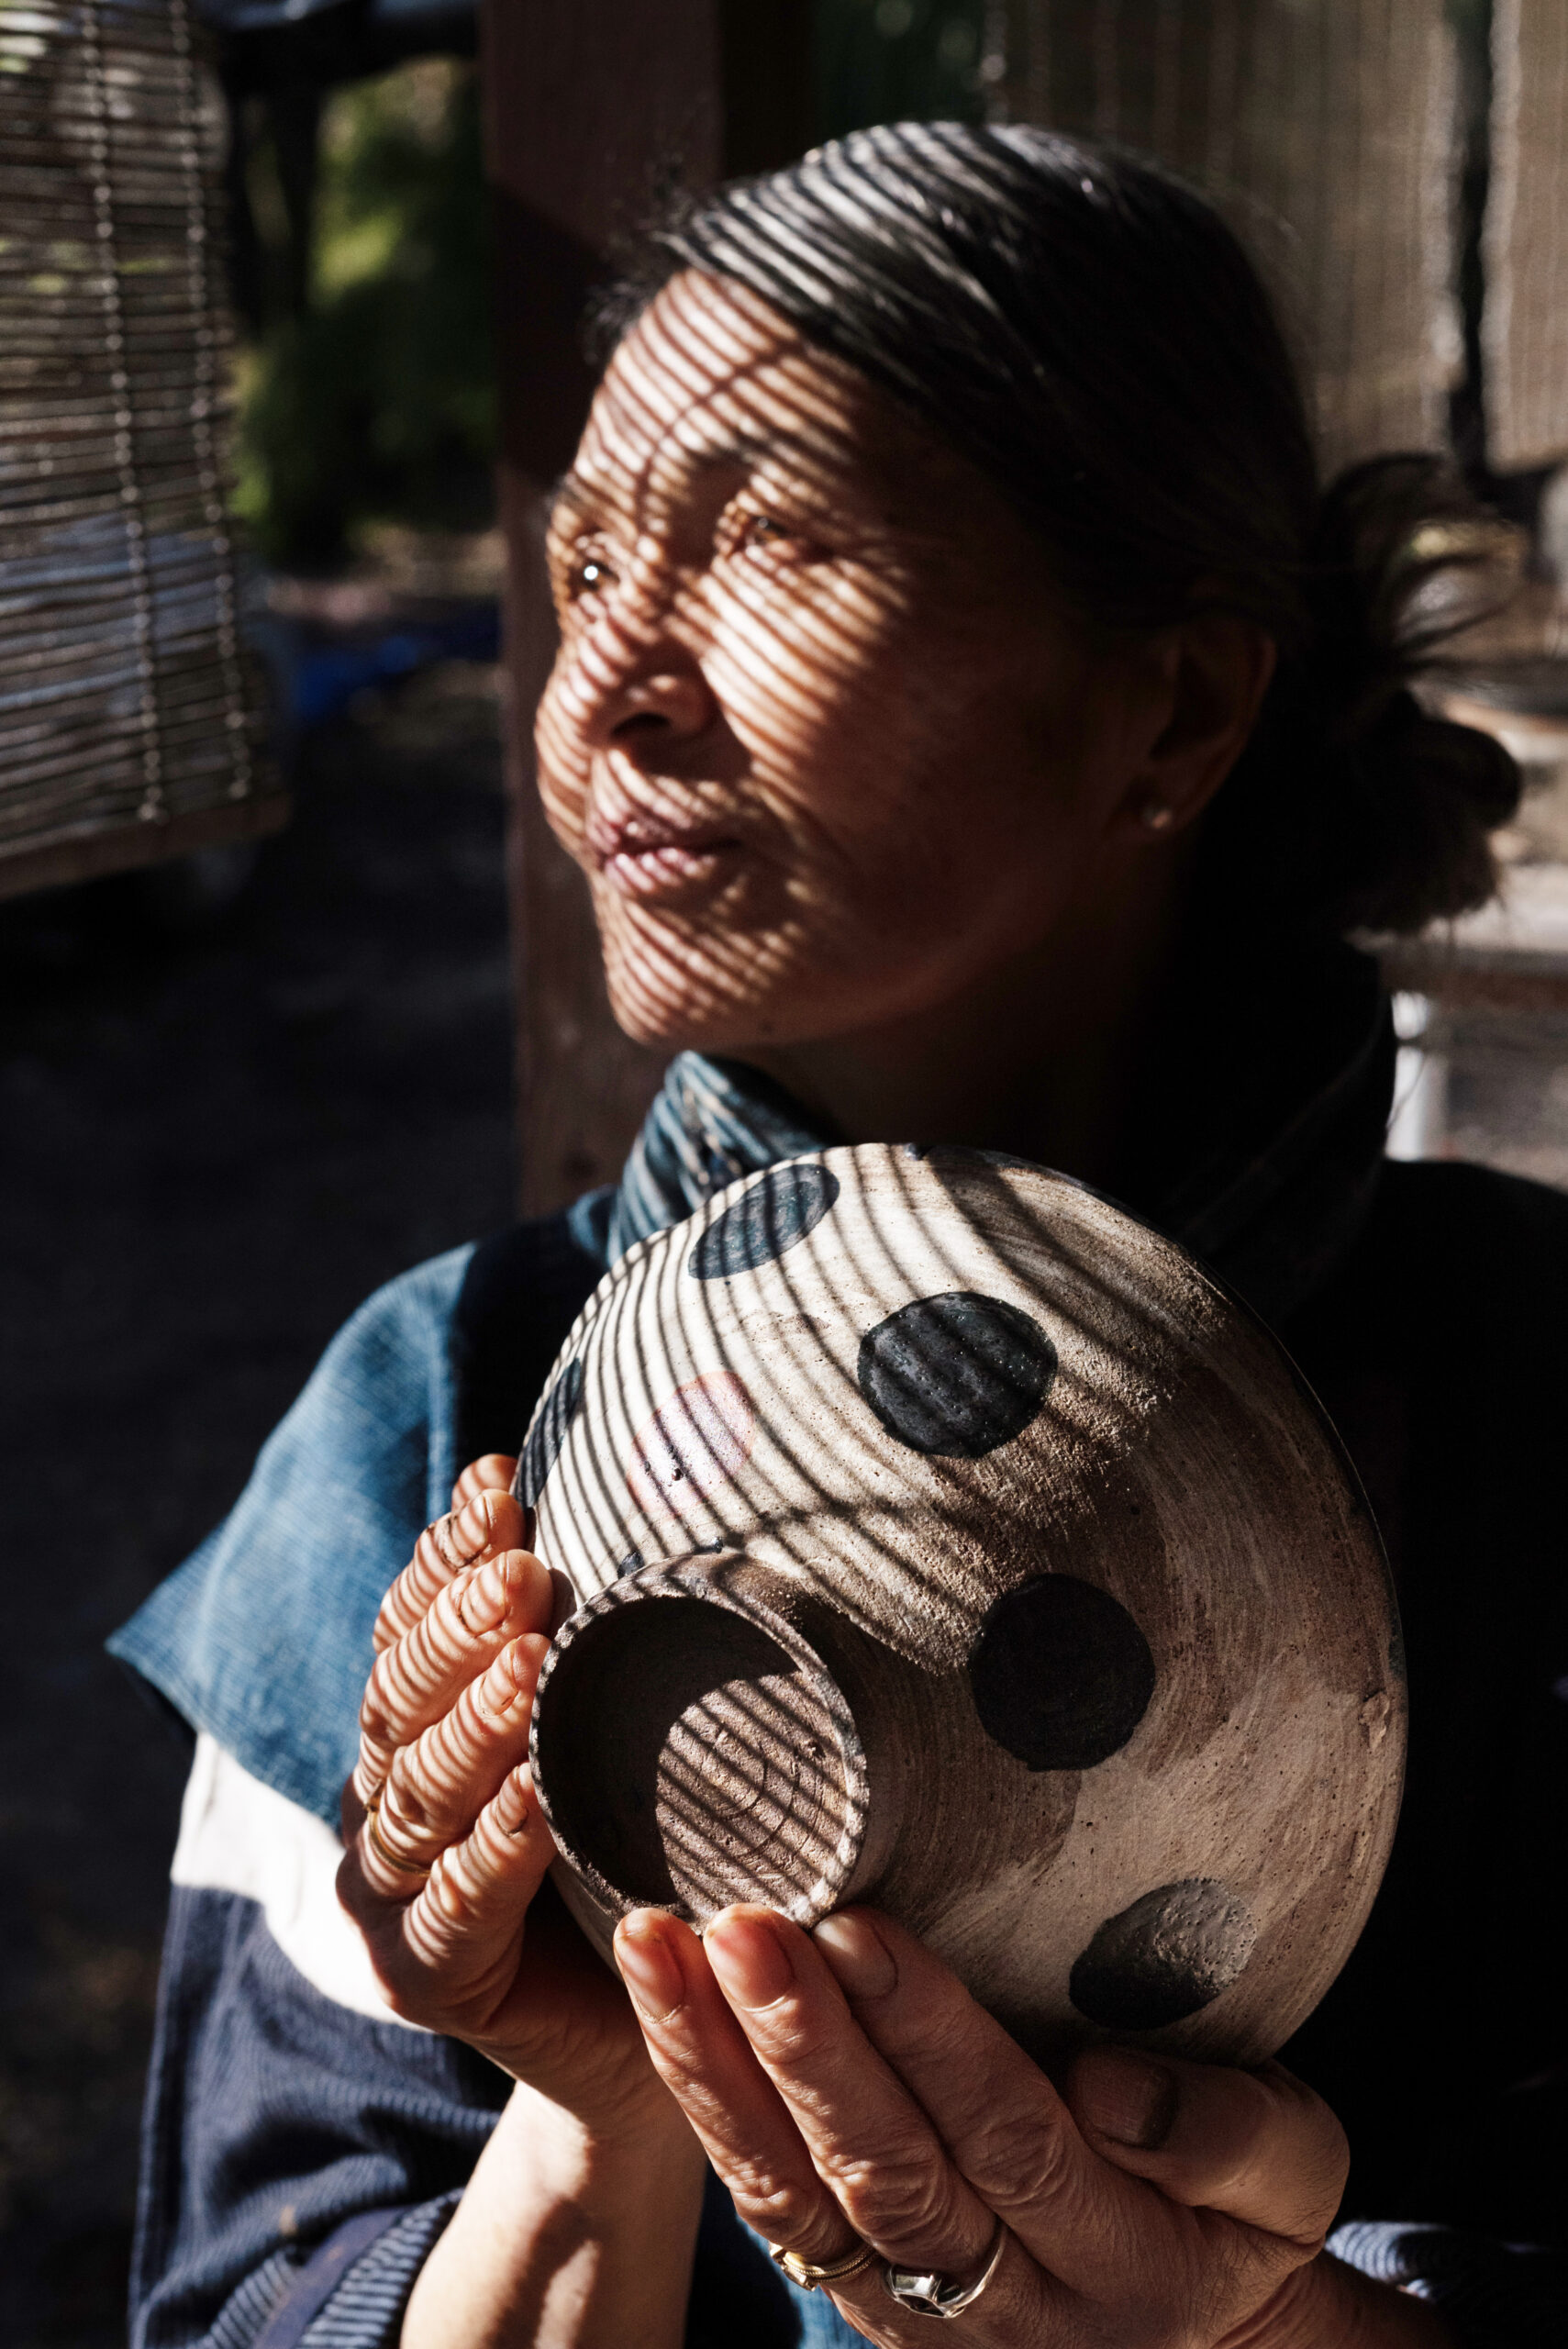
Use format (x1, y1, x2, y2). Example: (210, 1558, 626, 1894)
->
(735, 852, 1190, 1191)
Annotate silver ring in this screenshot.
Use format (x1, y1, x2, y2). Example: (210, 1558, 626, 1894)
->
(882, 2217, 1006, 2321)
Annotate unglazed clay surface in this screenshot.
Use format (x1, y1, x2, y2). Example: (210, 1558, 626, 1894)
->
(523, 1145, 1405, 2067)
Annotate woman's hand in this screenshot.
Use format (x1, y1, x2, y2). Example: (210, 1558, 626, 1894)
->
(341, 1465, 709, 2346)
(614, 1902, 1453, 2348)
(334, 1455, 662, 2132)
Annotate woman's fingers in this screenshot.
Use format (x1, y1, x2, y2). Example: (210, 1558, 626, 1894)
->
(361, 1631, 549, 1882)
(701, 1909, 993, 2265)
(617, 1911, 859, 2265)
(373, 1486, 528, 1655)
(339, 1761, 558, 2039)
(354, 1538, 552, 1805)
(624, 1907, 1050, 2343)
(1066, 2047, 1348, 2247)
(622, 1901, 1340, 2349)
(812, 1909, 1115, 2288)
(450, 1453, 518, 1516)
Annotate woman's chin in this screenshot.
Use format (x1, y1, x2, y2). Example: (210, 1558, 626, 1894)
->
(608, 996, 784, 1056)
(601, 942, 804, 1058)
(603, 970, 806, 1058)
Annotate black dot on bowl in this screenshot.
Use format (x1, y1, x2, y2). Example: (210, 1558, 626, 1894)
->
(688, 1162, 840, 1280)
(969, 1576, 1155, 1769)
(1069, 1879, 1257, 2032)
(616, 1549, 645, 1580)
(857, 1291, 1055, 1458)
(517, 1357, 584, 1508)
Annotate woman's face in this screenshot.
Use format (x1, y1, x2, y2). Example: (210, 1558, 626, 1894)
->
(536, 268, 1177, 1053)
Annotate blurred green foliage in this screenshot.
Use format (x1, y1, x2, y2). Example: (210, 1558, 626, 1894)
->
(232, 15, 989, 566)
(234, 61, 493, 566)
(816, 0, 991, 142)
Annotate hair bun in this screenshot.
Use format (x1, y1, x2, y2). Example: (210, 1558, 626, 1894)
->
(1332, 689, 1521, 934)
(1291, 458, 1523, 933)
(1307, 457, 1496, 732)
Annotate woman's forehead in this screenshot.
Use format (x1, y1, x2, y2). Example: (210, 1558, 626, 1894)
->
(567, 270, 881, 515)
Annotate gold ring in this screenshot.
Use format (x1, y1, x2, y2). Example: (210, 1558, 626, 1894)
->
(363, 1794, 433, 1877)
(768, 2239, 877, 2292)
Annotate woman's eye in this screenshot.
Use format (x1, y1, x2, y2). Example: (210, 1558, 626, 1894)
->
(565, 553, 615, 600)
(734, 511, 801, 557)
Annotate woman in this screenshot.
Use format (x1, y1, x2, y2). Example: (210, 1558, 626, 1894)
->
(114, 125, 1565, 2348)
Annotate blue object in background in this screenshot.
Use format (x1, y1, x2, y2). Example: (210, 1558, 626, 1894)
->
(198, 0, 477, 48)
(242, 600, 500, 758)
(283, 607, 500, 731)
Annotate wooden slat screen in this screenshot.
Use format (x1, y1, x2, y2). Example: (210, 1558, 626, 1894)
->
(0, 0, 282, 901)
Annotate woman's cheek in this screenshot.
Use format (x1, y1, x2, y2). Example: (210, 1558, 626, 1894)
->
(708, 570, 906, 765)
(532, 711, 593, 866)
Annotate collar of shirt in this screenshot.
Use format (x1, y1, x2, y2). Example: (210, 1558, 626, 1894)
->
(603, 941, 1394, 1327)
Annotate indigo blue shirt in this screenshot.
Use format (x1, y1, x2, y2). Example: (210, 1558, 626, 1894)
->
(112, 1037, 1564, 2347)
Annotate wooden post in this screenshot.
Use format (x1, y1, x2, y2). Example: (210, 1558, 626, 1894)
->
(480, 1, 813, 1217)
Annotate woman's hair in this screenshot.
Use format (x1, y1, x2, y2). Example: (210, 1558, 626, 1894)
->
(600, 121, 1518, 938)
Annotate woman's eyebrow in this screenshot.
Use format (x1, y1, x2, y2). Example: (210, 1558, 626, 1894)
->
(549, 428, 839, 532)
(684, 427, 841, 482)
(545, 472, 598, 531)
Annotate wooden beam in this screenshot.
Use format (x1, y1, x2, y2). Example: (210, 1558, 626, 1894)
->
(481, 1, 720, 1215)
(1484, 0, 1568, 470)
(481, 0, 817, 1216)
(720, 0, 815, 176)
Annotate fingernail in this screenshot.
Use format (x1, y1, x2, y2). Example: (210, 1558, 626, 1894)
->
(616, 1917, 684, 2020)
(475, 1635, 538, 1716)
(461, 1553, 515, 1631)
(813, 1911, 897, 1999)
(1077, 2050, 1178, 2149)
(706, 1909, 795, 2009)
(472, 1494, 509, 1550)
(455, 1503, 505, 1559)
(502, 1634, 547, 1695)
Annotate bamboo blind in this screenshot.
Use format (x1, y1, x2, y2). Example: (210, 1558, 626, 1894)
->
(998, 0, 1464, 481)
(0, 0, 282, 901)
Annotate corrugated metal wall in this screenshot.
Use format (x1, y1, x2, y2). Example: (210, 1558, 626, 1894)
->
(1484, 0, 1568, 472)
(997, 0, 1463, 477)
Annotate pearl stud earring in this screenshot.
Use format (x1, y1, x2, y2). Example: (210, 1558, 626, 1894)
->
(1138, 796, 1175, 833)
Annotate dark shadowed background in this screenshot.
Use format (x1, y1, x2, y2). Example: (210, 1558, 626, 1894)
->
(0, 672, 513, 2342)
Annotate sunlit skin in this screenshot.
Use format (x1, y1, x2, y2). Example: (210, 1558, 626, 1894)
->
(536, 269, 1273, 1179)
(336, 273, 1454, 2346)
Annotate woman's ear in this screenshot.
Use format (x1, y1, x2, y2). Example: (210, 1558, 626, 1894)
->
(1112, 615, 1277, 844)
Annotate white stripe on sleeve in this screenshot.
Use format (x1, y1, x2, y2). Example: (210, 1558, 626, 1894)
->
(172, 1732, 427, 2031)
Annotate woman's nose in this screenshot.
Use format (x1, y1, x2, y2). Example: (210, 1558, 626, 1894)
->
(603, 668, 715, 746)
(562, 577, 718, 753)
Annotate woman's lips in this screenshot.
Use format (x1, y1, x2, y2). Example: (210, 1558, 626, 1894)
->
(590, 812, 745, 901)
